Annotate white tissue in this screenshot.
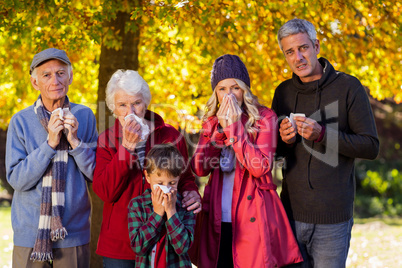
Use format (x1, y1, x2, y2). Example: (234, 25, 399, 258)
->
(288, 113, 306, 132)
(153, 184, 171, 194)
(222, 94, 238, 120)
(52, 108, 70, 121)
(124, 113, 150, 140)
(153, 184, 171, 205)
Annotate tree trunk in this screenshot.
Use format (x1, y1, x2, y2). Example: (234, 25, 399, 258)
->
(0, 128, 13, 201)
(91, 8, 140, 267)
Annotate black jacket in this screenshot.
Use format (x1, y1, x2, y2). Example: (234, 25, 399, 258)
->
(272, 57, 379, 224)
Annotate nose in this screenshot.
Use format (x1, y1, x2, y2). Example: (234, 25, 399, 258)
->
(130, 105, 136, 115)
(50, 74, 61, 85)
(295, 50, 303, 61)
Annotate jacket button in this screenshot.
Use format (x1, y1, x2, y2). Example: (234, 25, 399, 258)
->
(211, 141, 216, 146)
(229, 138, 234, 143)
(247, 195, 252, 200)
(250, 217, 256, 222)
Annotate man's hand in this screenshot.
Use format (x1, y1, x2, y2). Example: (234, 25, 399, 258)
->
(182, 190, 202, 214)
(279, 118, 296, 144)
(63, 110, 80, 149)
(295, 116, 322, 141)
(48, 111, 65, 149)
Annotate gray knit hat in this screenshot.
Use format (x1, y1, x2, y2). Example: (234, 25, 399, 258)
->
(210, 54, 250, 90)
(30, 48, 71, 74)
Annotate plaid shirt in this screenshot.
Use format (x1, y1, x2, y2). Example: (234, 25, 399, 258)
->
(128, 188, 196, 268)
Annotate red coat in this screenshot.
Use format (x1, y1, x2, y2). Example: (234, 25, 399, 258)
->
(190, 106, 303, 267)
(93, 111, 199, 260)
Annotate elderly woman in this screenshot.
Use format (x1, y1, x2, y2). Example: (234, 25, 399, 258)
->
(93, 70, 201, 267)
(189, 55, 303, 267)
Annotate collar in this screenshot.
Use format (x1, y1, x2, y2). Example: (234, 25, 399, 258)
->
(291, 57, 337, 94)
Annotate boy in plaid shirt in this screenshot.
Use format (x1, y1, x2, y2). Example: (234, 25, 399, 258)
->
(128, 143, 196, 268)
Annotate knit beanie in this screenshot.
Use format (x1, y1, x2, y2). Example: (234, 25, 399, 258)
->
(210, 54, 250, 90)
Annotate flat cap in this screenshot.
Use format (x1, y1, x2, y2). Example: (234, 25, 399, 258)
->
(30, 48, 71, 74)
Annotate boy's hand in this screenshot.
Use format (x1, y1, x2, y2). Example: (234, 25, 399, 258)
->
(151, 187, 165, 216)
(164, 189, 177, 220)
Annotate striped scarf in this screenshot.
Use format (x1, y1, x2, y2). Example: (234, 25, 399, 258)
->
(30, 95, 70, 262)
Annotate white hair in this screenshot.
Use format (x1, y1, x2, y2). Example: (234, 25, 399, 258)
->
(31, 63, 72, 80)
(105, 69, 151, 113)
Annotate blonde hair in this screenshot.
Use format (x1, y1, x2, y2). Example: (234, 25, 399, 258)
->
(203, 79, 261, 136)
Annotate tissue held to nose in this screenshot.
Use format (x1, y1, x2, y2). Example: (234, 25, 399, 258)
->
(153, 184, 171, 205)
(124, 113, 150, 140)
(153, 184, 171, 194)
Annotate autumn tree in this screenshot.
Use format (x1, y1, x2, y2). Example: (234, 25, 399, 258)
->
(1, 1, 401, 130)
(1, 0, 402, 266)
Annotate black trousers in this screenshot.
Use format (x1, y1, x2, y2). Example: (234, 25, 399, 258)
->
(217, 222, 234, 268)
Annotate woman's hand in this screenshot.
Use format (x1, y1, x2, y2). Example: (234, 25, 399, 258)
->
(227, 94, 242, 125)
(164, 189, 178, 220)
(182, 190, 202, 214)
(151, 187, 165, 217)
(217, 94, 242, 129)
(216, 94, 230, 128)
(122, 117, 142, 151)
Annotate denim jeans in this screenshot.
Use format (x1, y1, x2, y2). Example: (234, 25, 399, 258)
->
(288, 218, 354, 268)
(103, 257, 136, 268)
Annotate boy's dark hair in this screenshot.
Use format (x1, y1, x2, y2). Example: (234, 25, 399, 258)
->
(144, 143, 185, 178)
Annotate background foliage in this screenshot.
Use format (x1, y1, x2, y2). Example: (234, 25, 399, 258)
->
(1, 0, 401, 130)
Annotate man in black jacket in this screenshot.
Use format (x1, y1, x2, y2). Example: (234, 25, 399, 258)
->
(272, 18, 379, 267)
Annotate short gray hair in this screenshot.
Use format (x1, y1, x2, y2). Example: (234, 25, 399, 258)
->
(105, 69, 151, 113)
(277, 18, 317, 51)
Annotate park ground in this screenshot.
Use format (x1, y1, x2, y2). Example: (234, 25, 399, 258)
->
(0, 206, 401, 268)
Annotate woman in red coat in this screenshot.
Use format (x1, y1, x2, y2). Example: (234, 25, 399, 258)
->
(93, 70, 201, 267)
(190, 55, 303, 267)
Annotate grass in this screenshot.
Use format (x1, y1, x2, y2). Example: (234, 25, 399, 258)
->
(347, 217, 402, 268)
(0, 206, 12, 268)
(0, 206, 401, 267)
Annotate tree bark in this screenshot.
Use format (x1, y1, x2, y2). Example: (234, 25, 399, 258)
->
(91, 7, 140, 267)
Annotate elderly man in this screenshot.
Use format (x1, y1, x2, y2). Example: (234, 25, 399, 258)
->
(272, 19, 379, 267)
(6, 48, 98, 267)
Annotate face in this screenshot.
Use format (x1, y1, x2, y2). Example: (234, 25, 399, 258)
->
(145, 170, 180, 192)
(280, 32, 322, 83)
(30, 59, 73, 110)
(114, 90, 147, 125)
(215, 78, 244, 107)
